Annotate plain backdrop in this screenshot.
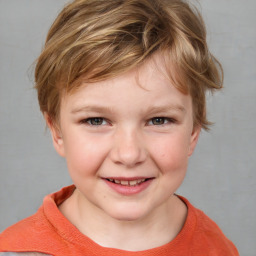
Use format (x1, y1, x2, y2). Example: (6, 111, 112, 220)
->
(0, 0, 255, 255)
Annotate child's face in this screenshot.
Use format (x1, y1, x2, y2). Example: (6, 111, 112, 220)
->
(48, 55, 200, 221)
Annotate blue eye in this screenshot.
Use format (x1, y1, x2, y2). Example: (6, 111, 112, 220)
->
(86, 118, 106, 125)
(149, 117, 174, 125)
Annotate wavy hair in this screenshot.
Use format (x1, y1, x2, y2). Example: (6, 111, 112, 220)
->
(35, 0, 223, 129)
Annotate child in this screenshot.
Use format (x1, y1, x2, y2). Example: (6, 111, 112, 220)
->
(0, 0, 239, 255)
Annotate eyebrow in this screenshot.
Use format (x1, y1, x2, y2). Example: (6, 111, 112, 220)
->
(71, 104, 186, 115)
(71, 105, 114, 114)
(145, 104, 186, 115)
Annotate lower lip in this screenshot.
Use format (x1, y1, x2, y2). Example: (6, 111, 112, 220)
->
(104, 179, 153, 196)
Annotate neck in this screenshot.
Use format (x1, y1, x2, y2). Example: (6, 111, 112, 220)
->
(59, 189, 187, 251)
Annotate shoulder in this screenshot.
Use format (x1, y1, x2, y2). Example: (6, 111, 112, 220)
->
(0, 185, 75, 247)
(0, 190, 61, 253)
(0, 209, 46, 250)
(0, 186, 76, 254)
(0, 205, 46, 235)
(193, 207, 239, 255)
(179, 196, 239, 255)
(0, 204, 61, 254)
(0, 253, 50, 256)
(194, 207, 233, 244)
(0, 210, 57, 254)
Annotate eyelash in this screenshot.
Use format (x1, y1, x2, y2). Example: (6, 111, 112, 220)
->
(80, 117, 108, 126)
(80, 117, 176, 126)
(147, 117, 176, 126)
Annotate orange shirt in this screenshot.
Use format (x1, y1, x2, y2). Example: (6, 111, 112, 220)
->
(0, 185, 239, 256)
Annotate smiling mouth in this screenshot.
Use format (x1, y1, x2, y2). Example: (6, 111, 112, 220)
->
(105, 178, 152, 186)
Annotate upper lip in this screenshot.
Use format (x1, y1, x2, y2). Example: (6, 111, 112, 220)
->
(102, 177, 153, 181)
(102, 177, 154, 186)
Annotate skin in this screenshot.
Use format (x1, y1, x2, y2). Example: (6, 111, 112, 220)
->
(46, 54, 201, 251)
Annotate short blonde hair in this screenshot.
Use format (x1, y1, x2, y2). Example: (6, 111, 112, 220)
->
(35, 0, 223, 130)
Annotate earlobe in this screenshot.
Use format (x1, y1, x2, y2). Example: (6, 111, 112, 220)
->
(188, 126, 201, 156)
(44, 113, 65, 157)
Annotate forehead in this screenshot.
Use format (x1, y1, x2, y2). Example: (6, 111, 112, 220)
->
(60, 54, 192, 113)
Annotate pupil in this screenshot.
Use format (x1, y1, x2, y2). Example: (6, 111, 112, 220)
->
(92, 118, 103, 125)
(153, 118, 164, 125)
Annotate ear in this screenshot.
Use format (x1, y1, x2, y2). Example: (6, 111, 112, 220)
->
(188, 125, 201, 156)
(44, 113, 65, 157)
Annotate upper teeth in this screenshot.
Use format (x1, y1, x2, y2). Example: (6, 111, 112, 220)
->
(108, 179, 146, 186)
(121, 180, 129, 185)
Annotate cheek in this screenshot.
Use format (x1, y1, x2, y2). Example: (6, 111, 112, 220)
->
(150, 134, 191, 173)
(63, 134, 110, 177)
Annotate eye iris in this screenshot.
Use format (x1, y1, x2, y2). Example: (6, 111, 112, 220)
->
(152, 118, 164, 125)
(91, 118, 103, 125)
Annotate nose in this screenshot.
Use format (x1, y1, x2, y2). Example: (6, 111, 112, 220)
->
(109, 128, 147, 168)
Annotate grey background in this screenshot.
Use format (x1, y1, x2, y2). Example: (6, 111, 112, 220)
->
(0, 0, 255, 255)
